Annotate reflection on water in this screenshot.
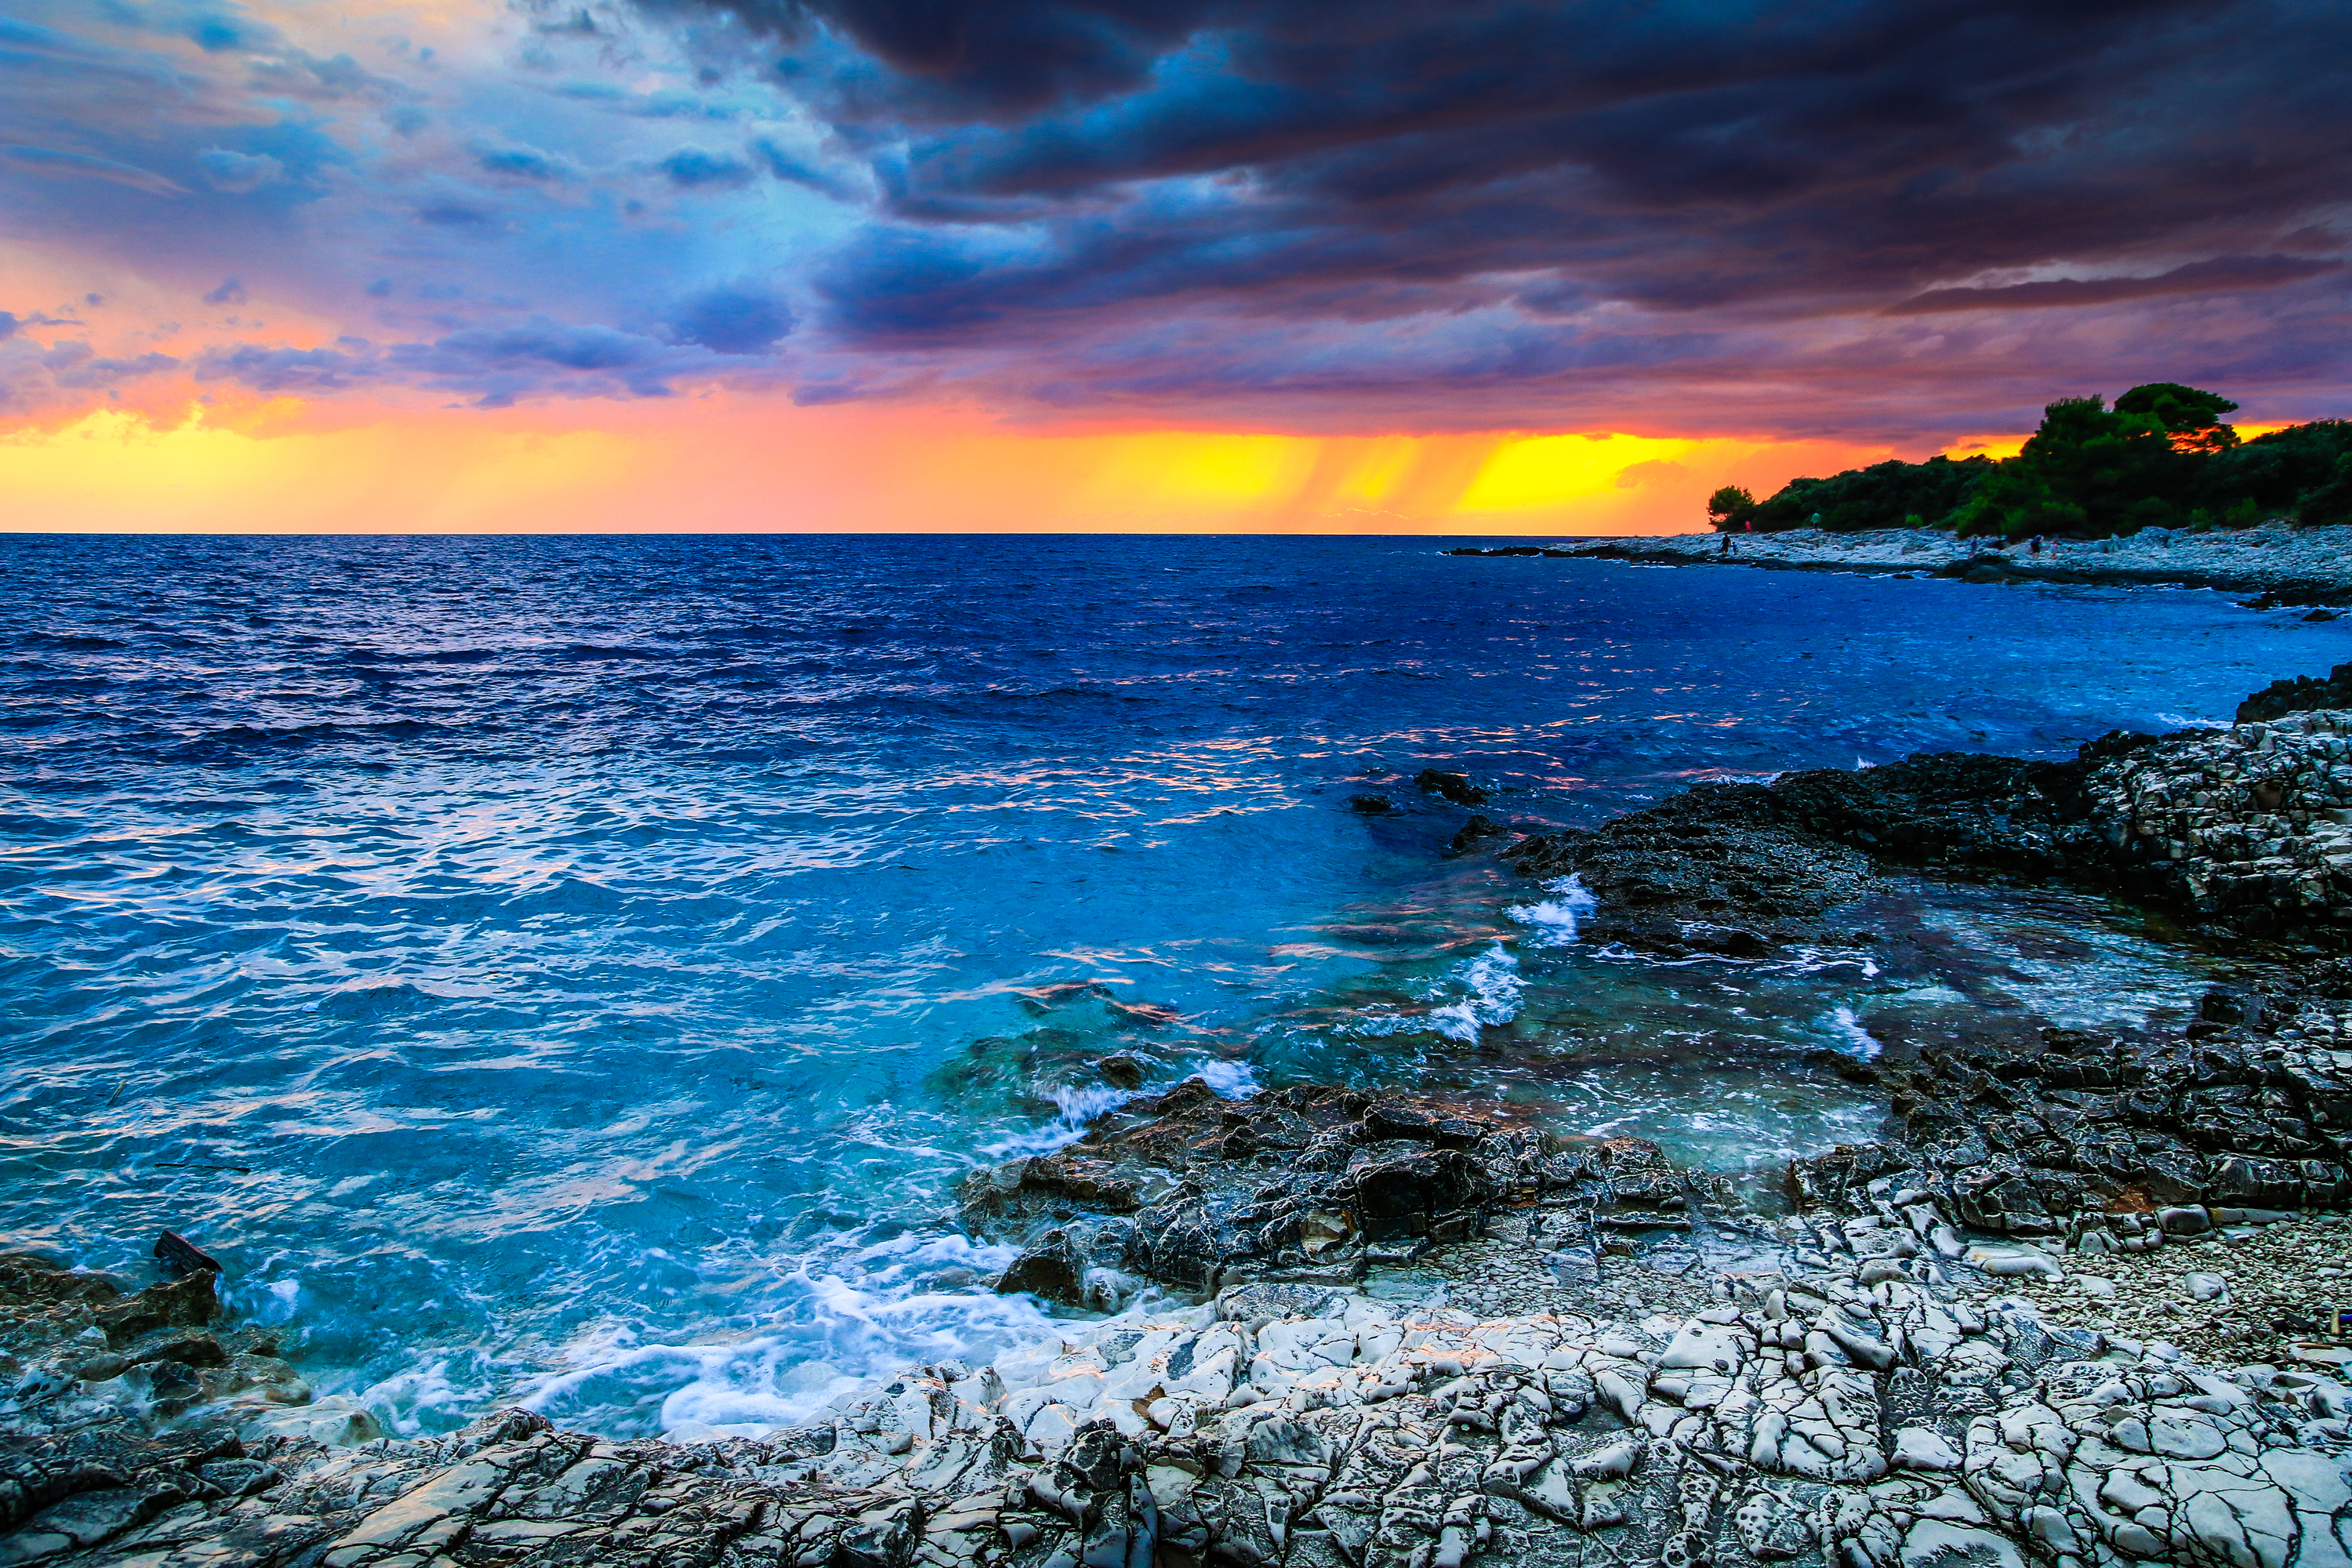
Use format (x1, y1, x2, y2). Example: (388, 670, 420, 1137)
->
(0, 533, 2334, 1436)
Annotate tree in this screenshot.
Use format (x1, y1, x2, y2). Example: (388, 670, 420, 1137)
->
(2114, 383, 2240, 455)
(1955, 394, 2177, 536)
(1727, 381, 2345, 539)
(1744, 456, 1991, 532)
(2297, 452, 2352, 528)
(1706, 485, 1756, 531)
(2194, 419, 2352, 520)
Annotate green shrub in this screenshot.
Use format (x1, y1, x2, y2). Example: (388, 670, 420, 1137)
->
(1722, 383, 2350, 536)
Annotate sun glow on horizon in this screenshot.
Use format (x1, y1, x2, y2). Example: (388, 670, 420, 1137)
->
(0, 402, 1900, 535)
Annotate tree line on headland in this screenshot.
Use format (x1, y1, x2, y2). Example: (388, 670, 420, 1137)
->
(1706, 383, 2352, 538)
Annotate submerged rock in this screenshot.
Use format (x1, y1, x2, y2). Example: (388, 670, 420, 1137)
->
(1095, 1054, 1147, 1091)
(1417, 768, 1491, 806)
(1446, 814, 1508, 856)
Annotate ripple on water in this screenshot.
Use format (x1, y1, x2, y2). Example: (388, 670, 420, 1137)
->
(0, 533, 2339, 1436)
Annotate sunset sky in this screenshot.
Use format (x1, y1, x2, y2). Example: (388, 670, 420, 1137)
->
(3, 0, 2346, 532)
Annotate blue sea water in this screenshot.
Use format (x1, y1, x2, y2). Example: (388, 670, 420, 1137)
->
(2, 533, 2347, 1437)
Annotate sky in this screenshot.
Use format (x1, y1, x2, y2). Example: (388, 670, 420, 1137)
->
(2, 0, 2347, 532)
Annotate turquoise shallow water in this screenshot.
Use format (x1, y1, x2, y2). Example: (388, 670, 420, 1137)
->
(2, 534, 2345, 1436)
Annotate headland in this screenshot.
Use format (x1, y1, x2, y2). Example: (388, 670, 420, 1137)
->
(1451, 525, 2352, 610)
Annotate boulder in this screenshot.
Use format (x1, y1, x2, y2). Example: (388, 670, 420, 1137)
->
(995, 1232, 1086, 1304)
(95, 1272, 217, 1346)
(1416, 769, 1490, 806)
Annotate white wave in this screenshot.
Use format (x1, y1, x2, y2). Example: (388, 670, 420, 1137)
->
(1827, 1004, 1881, 1060)
(358, 1356, 506, 1439)
(221, 1272, 303, 1327)
(1343, 943, 1525, 1044)
(982, 1058, 1258, 1161)
(1195, 1058, 1260, 1098)
(1504, 874, 1597, 946)
(978, 1053, 1261, 1166)
(1771, 944, 1882, 978)
(2152, 712, 2231, 729)
(1426, 944, 1523, 1043)
(982, 1100, 1131, 1161)
(514, 1255, 1061, 1439)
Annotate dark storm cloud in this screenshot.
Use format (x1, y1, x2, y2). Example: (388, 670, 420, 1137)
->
(637, 0, 2352, 430)
(8, 0, 2347, 434)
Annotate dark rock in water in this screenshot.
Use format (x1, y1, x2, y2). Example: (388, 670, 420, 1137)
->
(1505, 786, 1875, 954)
(154, 1231, 220, 1279)
(1940, 552, 2017, 583)
(2238, 660, 2352, 720)
(995, 1230, 1087, 1304)
(1361, 1103, 1484, 1147)
(145, 1358, 204, 1414)
(1504, 746, 2124, 954)
(1017, 980, 1118, 1014)
(1345, 793, 1396, 815)
(96, 1271, 218, 1347)
(1444, 814, 1507, 856)
(2199, 985, 2265, 1028)
(0, 1253, 121, 1307)
(1415, 768, 1489, 806)
(1767, 751, 2104, 875)
(1095, 1054, 1146, 1090)
(1797, 990, 2352, 1240)
(126, 1329, 228, 1370)
(963, 1081, 1719, 1298)
(1675, 922, 1772, 957)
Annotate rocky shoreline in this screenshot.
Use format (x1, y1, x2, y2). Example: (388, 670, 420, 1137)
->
(11, 688, 2352, 1567)
(1448, 524, 2352, 608)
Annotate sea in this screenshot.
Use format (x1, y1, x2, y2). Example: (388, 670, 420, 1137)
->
(2, 533, 2346, 1439)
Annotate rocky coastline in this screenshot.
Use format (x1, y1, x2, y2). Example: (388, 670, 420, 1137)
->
(11, 684, 2352, 1567)
(1448, 524, 2352, 609)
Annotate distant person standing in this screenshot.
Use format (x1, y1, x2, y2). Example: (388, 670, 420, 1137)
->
(2031, 534, 2044, 555)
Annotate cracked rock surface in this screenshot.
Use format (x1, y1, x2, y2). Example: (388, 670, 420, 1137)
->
(8, 1214, 2352, 1568)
